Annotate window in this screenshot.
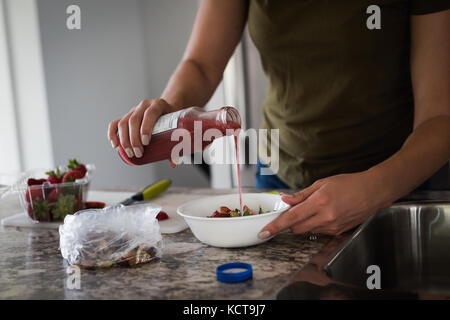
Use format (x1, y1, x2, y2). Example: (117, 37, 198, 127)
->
(0, 0, 53, 173)
(0, 0, 21, 172)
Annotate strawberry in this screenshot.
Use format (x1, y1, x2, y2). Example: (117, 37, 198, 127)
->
(67, 159, 87, 177)
(27, 178, 46, 186)
(83, 201, 106, 209)
(25, 178, 47, 203)
(212, 210, 231, 218)
(156, 211, 169, 221)
(78, 164, 87, 176)
(47, 188, 62, 202)
(45, 167, 65, 184)
(25, 187, 44, 203)
(62, 169, 84, 183)
(47, 176, 60, 184)
(220, 206, 231, 213)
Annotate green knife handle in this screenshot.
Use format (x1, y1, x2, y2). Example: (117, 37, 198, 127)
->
(141, 179, 171, 200)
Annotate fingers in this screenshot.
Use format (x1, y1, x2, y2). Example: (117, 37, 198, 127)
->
(108, 119, 120, 148)
(310, 214, 367, 236)
(290, 205, 344, 236)
(290, 215, 325, 235)
(281, 180, 323, 205)
(258, 200, 316, 239)
(128, 101, 150, 158)
(117, 108, 135, 158)
(108, 99, 175, 158)
(140, 99, 174, 145)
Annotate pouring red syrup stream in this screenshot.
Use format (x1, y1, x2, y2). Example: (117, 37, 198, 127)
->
(234, 134, 243, 216)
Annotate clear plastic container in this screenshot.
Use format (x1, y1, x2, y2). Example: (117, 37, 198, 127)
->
(11, 164, 95, 222)
(0, 172, 23, 199)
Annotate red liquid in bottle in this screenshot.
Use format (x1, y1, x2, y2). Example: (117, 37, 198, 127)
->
(117, 107, 241, 166)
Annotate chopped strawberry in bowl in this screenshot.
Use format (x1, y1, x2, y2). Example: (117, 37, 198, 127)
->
(13, 159, 95, 222)
(177, 193, 290, 248)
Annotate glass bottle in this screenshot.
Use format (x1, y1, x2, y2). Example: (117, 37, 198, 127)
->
(117, 106, 241, 166)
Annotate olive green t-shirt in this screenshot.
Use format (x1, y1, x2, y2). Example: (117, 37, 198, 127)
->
(248, 0, 450, 188)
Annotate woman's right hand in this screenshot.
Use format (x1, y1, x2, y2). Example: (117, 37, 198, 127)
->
(107, 98, 177, 158)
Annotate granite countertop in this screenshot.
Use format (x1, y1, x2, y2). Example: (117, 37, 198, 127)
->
(0, 187, 329, 300)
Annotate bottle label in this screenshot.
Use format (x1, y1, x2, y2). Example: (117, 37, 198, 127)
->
(152, 109, 184, 135)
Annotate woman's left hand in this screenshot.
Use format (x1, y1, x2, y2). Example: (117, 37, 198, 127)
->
(258, 171, 392, 238)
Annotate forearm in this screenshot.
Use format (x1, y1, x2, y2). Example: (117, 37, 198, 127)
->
(161, 58, 220, 110)
(367, 115, 450, 206)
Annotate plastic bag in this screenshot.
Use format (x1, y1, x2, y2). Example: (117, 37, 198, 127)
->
(59, 203, 163, 269)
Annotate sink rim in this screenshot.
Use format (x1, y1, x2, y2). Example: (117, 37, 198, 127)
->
(323, 200, 450, 277)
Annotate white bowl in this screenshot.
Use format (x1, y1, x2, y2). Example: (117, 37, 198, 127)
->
(177, 193, 290, 248)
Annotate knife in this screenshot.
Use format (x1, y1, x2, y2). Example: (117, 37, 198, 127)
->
(119, 179, 172, 206)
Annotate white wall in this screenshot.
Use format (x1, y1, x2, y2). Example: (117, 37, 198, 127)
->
(0, 0, 21, 173)
(1, 0, 53, 172)
(37, 0, 209, 188)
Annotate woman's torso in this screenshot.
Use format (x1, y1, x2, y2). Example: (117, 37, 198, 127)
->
(248, 0, 416, 188)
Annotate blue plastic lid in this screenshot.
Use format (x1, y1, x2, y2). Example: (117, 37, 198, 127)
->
(216, 262, 253, 283)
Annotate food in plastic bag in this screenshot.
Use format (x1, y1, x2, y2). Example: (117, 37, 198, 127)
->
(59, 203, 163, 269)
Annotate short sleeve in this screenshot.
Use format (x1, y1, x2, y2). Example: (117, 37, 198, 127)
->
(411, 0, 450, 15)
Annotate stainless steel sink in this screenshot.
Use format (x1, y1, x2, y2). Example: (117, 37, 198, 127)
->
(324, 201, 450, 295)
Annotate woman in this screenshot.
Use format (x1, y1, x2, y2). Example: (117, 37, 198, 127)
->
(108, 1, 450, 238)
